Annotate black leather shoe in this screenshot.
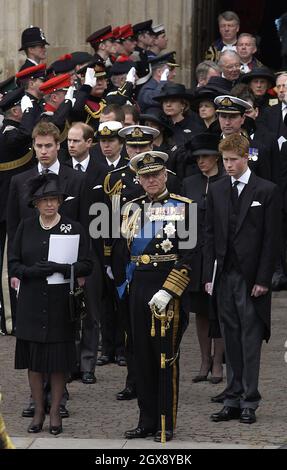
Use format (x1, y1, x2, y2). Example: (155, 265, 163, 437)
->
(125, 426, 156, 439)
(96, 355, 114, 366)
(211, 406, 241, 422)
(240, 408, 256, 424)
(22, 403, 35, 418)
(116, 387, 137, 400)
(82, 372, 97, 384)
(210, 390, 226, 403)
(154, 430, 173, 442)
(115, 355, 127, 366)
(27, 415, 45, 433)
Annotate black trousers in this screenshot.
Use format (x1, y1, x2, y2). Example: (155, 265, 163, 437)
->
(100, 276, 125, 358)
(217, 269, 265, 409)
(129, 270, 188, 431)
(117, 295, 136, 391)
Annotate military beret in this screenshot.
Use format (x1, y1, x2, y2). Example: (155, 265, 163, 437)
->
(149, 51, 179, 68)
(15, 63, 46, 82)
(132, 20, 153, 35)
(118, 125, 159, 145)
(130, 150, 168, 175)
(214, 95, 252, 114)
(39, 73, 71, 95)
(0, 87, 25, 111)
(0, 76, 17, 95)
(86, 26, 113, 47)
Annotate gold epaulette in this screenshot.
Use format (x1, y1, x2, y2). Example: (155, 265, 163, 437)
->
(163, 268, 190, 297)
(169, 193, 192, 204)
(103, 173, 123, 197)
(204, 46, 220, 63)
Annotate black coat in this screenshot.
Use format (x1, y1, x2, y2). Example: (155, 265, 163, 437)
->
(182, 170, 224, 291)
(0, 114, 37, 223)
(257, 103, 287, 139)
(9, 215, 92, 342)
(7, 164, 86, 257)
(203, 172, 281, 340)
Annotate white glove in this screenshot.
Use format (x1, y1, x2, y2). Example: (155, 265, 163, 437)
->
(148, 289, 172, 312)
(160, 67, 170, 81)
(126, 66, 136, 85)
(21, 95, 33, 112)
(106, 266, 114, 280)
(65, 85, 76, 106)
(84, 67, 97, 88)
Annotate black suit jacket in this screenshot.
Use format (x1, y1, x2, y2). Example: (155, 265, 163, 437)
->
(7, 164, 86, 257)
(203, 173, 281, 339)
(258, 103, 287, 139)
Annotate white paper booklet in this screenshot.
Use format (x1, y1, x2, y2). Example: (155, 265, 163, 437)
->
(47, 234, 80, 284)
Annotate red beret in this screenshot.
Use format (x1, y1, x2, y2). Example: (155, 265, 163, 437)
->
(119, 24, 134, 40)
(16, 63, 46, 80)
(39, 73, 71, 95)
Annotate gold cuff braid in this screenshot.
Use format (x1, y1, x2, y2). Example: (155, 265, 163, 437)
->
(163, 268, 190, 297)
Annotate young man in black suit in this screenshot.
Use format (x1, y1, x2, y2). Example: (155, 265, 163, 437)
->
(203, 134, 281, 424)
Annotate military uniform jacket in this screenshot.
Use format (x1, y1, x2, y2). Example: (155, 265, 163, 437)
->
(115, 190, 197, 300)
(9, 215, 92, 342)
(0, 112, 37, 223)
(203, 172, 281, 340)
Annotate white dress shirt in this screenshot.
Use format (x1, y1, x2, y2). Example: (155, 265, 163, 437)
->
(38, 159, 60, 175)
(106, 155, 121, 168)
(72, 155, 90, 172)
(231, 167, 251, 196)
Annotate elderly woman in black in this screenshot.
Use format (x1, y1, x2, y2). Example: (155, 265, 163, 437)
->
(9, 174, 92, 435)
(182, 133, 225, 384)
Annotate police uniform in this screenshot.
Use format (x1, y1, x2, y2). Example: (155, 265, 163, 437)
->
(118, 151, 196, 441)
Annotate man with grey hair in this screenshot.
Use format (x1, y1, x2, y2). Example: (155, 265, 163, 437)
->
(205, 11, 240, 62)
(236, 33, 263, 73)
(218, 50, 241, 90)
(195, 60, 221, 87)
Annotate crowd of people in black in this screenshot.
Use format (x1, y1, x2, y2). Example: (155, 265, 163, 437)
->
(0, 10, 286, 444)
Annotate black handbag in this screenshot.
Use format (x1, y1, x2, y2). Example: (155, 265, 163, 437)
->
(69, 264, 87, 322)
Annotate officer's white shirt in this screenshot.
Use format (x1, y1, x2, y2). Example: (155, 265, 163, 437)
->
(72, 155, 90, 172)
(38, 159, 60, 175)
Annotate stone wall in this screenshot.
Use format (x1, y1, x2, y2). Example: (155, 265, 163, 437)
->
(0, 0, 197, 85)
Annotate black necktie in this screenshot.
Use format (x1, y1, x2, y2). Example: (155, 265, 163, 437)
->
(42, 168, 50, 174)
(76, 163, 83, 172)
(231, 180, 240, 212)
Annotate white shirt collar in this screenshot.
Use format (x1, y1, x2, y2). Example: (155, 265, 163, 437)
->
(38, 159, 60, 175)
(106, 154, 121, 168)
(231, 167, 251, 186)
(72, 155, 90, 172)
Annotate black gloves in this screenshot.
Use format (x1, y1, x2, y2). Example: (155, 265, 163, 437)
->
(23, 262, 71, 279)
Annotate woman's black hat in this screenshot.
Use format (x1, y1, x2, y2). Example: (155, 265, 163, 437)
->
(239, 67, 276, 87)
(153, 82, 193, 102)
(27, 173, 67, 207)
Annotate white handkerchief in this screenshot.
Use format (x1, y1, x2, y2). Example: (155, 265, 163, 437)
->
(64, 196, 75, 201)
(93, 185, 102, 190)
(251, 201, 261, 207)
(278, 136, 287, 150)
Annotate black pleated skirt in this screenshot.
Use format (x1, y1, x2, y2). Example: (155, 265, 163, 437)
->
(15, 339, 77, 373)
